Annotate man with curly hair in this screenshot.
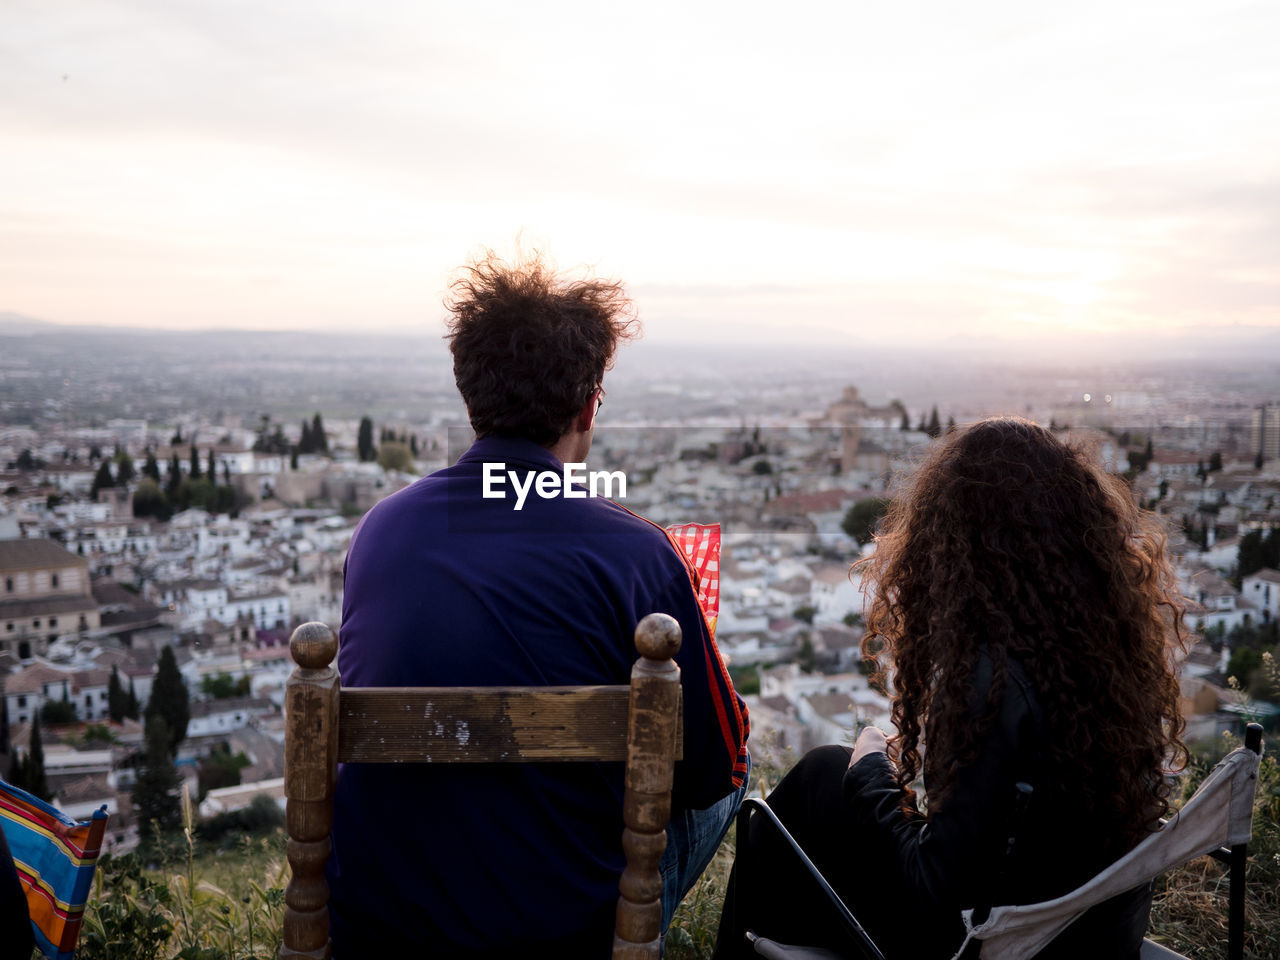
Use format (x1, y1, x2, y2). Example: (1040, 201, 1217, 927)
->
(327, 252, 749, 956)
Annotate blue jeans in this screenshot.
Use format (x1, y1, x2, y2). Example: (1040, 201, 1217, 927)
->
(660, 751, 751, 935)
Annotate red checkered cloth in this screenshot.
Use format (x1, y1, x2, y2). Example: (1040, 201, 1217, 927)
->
(665, 523, 721, 638)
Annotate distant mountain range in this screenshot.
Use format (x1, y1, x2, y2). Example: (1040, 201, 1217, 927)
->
(4, 309, 1280, 370)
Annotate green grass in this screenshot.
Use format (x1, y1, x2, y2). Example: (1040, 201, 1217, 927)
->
(76, 831, 287, 960)
(64, 733, 1276, 959)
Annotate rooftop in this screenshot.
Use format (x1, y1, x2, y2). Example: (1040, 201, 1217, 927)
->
(0, 538, 84, 572)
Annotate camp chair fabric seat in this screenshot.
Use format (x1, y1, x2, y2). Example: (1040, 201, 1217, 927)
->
(953, 741, 1262, 960)
(0, 778, 108, 960)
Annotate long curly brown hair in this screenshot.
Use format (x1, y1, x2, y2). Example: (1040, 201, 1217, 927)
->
(859, 417, 1187, 851)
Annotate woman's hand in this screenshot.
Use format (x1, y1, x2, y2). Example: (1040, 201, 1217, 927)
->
(850, 725, 889, 768)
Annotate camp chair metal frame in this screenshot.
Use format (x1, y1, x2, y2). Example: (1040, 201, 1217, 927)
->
(278, 613, 685, 960)
(737, 723, 1264, 960)
(734, 796, 887, 960)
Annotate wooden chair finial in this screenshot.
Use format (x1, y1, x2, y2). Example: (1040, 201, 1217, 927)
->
(634, 612, 681, 661)
(290, 621, 337, 670)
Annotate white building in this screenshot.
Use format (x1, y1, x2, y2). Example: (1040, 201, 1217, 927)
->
(4, 662, 112, 725)
(1241, 568, 1280, 624)
(186, 696, 274, 737)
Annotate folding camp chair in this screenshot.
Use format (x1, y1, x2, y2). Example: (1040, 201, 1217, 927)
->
(279, 612, 684, 960)
(735, 723, 1265, 960)
(0, 778, 109, 960)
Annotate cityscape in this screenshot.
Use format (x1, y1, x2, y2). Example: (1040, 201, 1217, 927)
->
(2, 319, 1278, 854)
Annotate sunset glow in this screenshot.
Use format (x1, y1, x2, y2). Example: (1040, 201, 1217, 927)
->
(2, 0, 1278, 349)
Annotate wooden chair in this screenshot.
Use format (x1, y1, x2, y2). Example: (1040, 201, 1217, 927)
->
(279, 612, 684, 960)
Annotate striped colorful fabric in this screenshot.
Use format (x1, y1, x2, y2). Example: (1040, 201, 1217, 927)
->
(665, 522, 721, 637)
(0, 778, 107, 960)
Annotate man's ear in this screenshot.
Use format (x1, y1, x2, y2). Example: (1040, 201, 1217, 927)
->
(574, 395, 596, 433)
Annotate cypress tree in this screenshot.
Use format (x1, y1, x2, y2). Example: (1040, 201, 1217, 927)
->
(357, 417, 377, 462)
(90, 460, 115, 500)
(142, 451, 161, 483)
(926, 406, 942, 439)
(134, 716, 181, 847)
(108, 665, 128, 723)
(126, 678, 140, 720)
(26, 717, 51, 802)
(299, 419, 313, 454)
(189, 443, 202, 480)
(167, 452, 182, 495)
(145, 646, 190, 756)
(6, 749, 24, 793)
(312, 413, 328, 453)
(207, 447, 217, 480)
(116, 451, 136, 485)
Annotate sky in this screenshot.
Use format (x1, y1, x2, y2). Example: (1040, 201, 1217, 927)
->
(2, 0, 1279, 349)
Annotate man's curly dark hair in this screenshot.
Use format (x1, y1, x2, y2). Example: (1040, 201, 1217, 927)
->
(445, 251, 639, 445)
(859, 417, 1188, 858)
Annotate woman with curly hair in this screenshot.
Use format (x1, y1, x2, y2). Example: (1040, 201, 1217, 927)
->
(713, 417, 1187, 959)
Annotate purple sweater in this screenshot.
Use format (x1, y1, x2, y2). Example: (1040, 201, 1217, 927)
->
(327, 436, 748, 956)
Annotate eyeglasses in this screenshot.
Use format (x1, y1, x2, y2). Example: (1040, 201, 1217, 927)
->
(594, 386, 606, 415)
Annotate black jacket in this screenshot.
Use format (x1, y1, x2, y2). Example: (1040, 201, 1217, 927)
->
(842, 653, 1151, 959)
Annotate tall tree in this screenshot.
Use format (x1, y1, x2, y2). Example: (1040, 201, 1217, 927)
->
(25, 717, 51, 802)
(115, 450, 136, 485)
(90, 460, 115, 501)
(841, 497, 892, 544)
(926, 406, 942, 439)
(145, 646, 190, 756)
(133, 716, 181, 847)
(189, 443, 202, 479)
(142, 450, 161, 483)
(108, 665, 128, 723)
(311, 412, 328, 453)
(132, 479, 172, 521)
(299, 419, 314, 454)
(6, 749, 24, 793)
(167, 452, 183, 496)
(126, 678, 140, 720)
(357, 416, 377, 462)
(207, 447, 217, 480)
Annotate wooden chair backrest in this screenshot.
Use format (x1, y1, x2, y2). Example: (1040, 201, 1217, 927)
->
(279, 613, 684, 960)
